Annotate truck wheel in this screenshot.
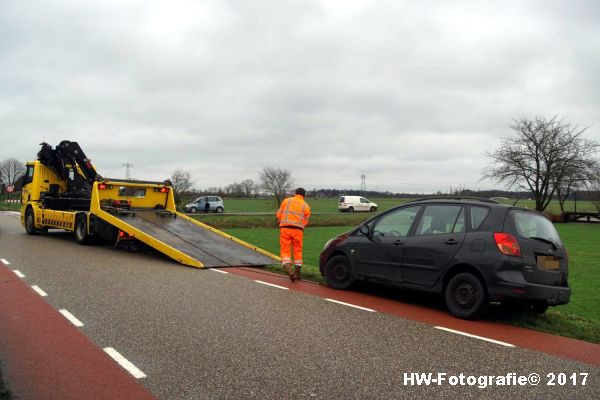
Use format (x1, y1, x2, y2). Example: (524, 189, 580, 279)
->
(325, 255, 355, 290)
(75, 215, 91, 245)
(190, 207, 197, 213)
(445, 272, 488, 319)
(348, 207, 354, 213)
(216, 206, 224, 213)
(25, 208, 37, 235)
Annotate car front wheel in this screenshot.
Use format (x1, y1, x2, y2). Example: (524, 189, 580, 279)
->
(325, 255, 355, 290)
(445, 272, 488, 319)
(189, 207, 197, 213)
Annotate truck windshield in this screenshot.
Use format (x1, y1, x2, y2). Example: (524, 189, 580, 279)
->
(512, 212, 562, 247)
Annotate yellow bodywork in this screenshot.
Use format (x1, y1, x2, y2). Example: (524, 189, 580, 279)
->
(21, 160, 280, 268)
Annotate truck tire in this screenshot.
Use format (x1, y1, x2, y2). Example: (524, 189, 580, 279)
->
(25, 208, 37, 235)
(75, 214, 91, 245)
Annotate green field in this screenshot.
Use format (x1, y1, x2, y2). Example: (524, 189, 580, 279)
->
(225, 223, 600, 343)
(188, 196, 598, 214)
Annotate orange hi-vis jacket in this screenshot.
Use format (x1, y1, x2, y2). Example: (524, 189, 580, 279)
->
(277, 195, 311, 229)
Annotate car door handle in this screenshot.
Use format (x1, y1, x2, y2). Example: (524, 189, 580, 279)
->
(444, 239, 459, 245)
(393, 240, 404, 246)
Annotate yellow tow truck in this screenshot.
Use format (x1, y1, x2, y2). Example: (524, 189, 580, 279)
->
(20, 141, 278, 268)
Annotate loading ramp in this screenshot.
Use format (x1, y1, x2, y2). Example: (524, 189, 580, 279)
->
(96, 208, 279, 268)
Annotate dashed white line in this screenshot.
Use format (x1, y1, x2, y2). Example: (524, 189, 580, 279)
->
(255, 280, 289, 290)
(13, 270, 25, 278)
(1, 258, 10, 265)
(325, 298, 376, 312)
(434, 326, 515, 347)
(59, 309, 84, 327)
(31, 285, 48, 297)
(210, 268, 229, 274)
(104, 347, 147, 379)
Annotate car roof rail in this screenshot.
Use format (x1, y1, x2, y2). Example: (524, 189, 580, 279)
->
(407, 196, 498, 204)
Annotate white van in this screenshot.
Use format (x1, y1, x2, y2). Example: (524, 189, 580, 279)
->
(338, 196, 378, 212)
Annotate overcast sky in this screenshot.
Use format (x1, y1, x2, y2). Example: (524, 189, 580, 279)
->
(1, 0, 599, 193)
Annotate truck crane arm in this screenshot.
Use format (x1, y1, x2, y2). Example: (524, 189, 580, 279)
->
(37, 140, 102, 184)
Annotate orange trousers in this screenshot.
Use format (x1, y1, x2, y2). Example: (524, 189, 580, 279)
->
(279, 227, 304, 266)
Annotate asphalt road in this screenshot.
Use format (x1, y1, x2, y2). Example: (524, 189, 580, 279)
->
(0, 211, 598, 399)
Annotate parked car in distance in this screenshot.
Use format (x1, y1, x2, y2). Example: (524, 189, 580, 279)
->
(184, 196, 224, 213)
(339, 195, 378, 212)
(320, 197, 571, 319)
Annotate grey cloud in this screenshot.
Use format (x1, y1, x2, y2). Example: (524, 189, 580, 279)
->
(1, 0, 599, 192)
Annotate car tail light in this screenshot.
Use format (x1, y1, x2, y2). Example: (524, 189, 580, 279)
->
(118, 231, 134, 239)
(494, 232, 522, 257)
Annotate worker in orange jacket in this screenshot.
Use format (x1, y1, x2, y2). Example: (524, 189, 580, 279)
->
(276, 188, 311, 281)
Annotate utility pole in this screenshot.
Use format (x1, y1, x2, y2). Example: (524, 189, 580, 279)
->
(122, 162, 133, 180)
(360, 174, 367, 193)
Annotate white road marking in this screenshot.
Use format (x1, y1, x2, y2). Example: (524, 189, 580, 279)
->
(255, 280, 289, 290)
(434, 326, 515, 347)
(210, 268, 229, 274)
(59, 309, 84, 327)
(13, 270, 25, 278)
(1, 258, 10, 265)
(31, 285, 48, 297)
(325, 298, 376, 312)
(103, 347, 147, 379)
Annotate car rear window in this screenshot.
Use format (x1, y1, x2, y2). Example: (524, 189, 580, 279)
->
(470, 206, 489, 231)
(415, 205, 464, 235)
(512, 211, 562, 246)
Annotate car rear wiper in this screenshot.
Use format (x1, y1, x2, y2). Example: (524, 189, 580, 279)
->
(529, 236, 557, 248)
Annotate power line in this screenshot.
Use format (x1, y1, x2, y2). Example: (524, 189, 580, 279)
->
(122, 162, 133, 179)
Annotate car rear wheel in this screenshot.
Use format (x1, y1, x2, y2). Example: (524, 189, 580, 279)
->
(216, 206, 224, 213)
(370, 206, 376, 212)
(25, 208, 37, 235)
(325, 255, 355, 290)
(190, 207, 197, 213)
(445, 272, 488, 319)
(347, 207, 354, 213)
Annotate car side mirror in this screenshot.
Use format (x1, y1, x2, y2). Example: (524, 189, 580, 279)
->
(359, 224, 372, 238)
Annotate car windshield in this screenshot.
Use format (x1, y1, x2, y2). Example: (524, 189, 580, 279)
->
(512, 211, 562, 246)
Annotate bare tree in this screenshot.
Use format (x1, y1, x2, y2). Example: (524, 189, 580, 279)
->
(484, 116, 598, 211)
(0, 158, 26, 194)
(588, 164, 600, 213)
(259, 166, 293, 207)
(170, 169, 194, 206)
(240, 179, 256, 198)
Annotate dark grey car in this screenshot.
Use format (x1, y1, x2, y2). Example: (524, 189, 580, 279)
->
(319, 198, 571, 319)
